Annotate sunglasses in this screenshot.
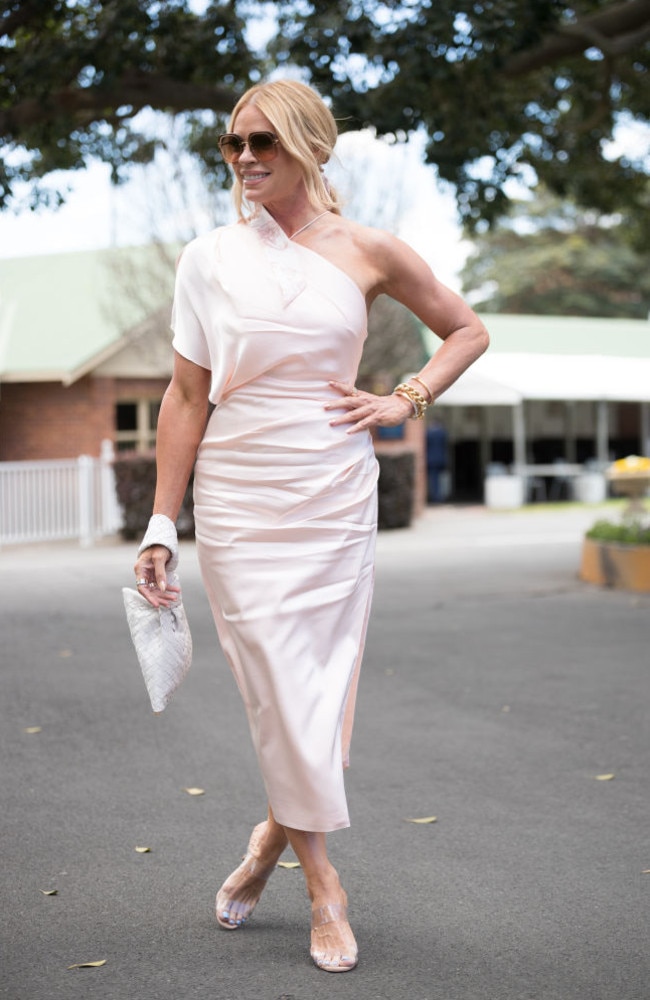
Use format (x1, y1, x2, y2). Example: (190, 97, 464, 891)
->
(217, 131, 280, 163)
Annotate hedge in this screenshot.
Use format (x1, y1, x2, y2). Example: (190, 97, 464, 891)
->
(113, 454, 195, 540)
(376, 451, 415, 530)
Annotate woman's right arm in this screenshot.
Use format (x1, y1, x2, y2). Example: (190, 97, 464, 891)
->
(134, 351, 211, 601)
(153, 351, 211, 520)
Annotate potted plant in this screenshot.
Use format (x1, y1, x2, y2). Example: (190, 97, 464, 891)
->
(580, 456, 650, 592)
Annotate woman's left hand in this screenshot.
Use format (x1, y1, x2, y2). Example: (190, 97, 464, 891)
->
(325, 380, 414, 434)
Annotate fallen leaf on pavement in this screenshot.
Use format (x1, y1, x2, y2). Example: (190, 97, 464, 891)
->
(404, 816, 437, 824)
(67, 960, 106, 969)
(24, 726, 42, 734)
(183, 787, 205, 796)
(277, 861, 301, 869)
(134, 846, 151, 853)
(595, 774, 615, 781)
(40, 889, 58, 896)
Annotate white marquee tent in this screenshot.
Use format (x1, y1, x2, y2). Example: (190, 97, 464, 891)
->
(438, 353, 650, 405)
(431, 315, 650, 466)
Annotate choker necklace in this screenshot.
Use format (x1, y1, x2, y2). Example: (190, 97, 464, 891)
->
(289, 211, 329, 241)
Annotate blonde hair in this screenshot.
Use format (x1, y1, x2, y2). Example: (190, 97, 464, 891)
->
(227, 79, 342, 218)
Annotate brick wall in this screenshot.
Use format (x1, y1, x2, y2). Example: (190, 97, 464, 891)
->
(113, 378, 169, 404)
(0, 376, 169, 461)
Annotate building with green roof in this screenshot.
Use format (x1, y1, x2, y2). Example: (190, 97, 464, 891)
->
(0, 244, 177, 461)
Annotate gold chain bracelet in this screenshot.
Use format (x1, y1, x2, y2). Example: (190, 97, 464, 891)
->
(393, 382, 429, 420)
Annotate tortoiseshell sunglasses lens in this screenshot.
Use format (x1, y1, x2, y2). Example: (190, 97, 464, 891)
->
(218, 132, 280, 163)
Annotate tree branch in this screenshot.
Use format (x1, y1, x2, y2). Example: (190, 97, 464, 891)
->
(561, 19, 650, 56)
(503, 0, 650, 76)
(0, 72, 237, 135)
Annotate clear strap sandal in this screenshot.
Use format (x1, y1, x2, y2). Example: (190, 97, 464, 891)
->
(310, 902, 359, 973)
(216, 824, 278, 929)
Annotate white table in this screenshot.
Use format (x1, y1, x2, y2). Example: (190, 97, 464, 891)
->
(517, 464, 595, 502)
(517, 464, 584, 478)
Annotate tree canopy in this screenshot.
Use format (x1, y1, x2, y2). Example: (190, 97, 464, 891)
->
(461, 188, 650, 317)
(0, 0, 253, 208)
(1, 0, 649, 235)
(273, 0, 650, 237)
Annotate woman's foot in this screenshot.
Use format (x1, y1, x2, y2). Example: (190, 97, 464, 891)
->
(279, 827, 358, 972)
(310, 893, 358, 973)
(215, 821, 287, 929)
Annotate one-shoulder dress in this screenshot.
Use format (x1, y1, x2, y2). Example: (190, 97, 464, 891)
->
(171, 209, 379, 833)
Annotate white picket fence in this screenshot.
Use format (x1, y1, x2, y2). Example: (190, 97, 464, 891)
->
(0, 440, 123, 547)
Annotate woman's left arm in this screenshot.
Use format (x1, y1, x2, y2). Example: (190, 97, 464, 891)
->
(327, 232, 489, 433)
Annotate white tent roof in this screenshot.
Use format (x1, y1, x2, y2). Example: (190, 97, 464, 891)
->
(433, 314, 650, 406)
(437, 352, 650, 405)
(436, 365, 523, 405)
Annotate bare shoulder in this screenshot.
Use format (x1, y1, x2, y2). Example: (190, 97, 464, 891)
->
(342, 219, 432, 287)
(337, 219, 482, 338)
(306, 213, 486, 344)
(333, 216, 399, 257)
(312, 216, 424, 302)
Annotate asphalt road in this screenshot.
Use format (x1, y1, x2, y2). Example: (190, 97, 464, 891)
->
(2, 505, 649, 1000)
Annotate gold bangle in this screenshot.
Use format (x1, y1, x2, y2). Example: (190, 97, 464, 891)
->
(409, 375, 434, 404)
(393, 382, 428, 420)
(394, 390, 418, 418)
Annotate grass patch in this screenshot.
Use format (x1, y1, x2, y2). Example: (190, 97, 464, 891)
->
(500, 499, 626, 516)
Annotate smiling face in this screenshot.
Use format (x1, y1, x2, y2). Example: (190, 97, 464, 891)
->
(231, 103, 308, 213)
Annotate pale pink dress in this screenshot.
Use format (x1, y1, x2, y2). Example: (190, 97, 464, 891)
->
(171, 209, 378, 832)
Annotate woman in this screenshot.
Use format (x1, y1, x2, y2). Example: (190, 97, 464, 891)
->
(134, 78, 488, 973)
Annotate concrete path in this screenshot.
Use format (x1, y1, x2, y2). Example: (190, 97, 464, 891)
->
(2, 504, 649, 1000)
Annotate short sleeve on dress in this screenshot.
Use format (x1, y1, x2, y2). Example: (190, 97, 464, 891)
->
(171, 242, 212, 371)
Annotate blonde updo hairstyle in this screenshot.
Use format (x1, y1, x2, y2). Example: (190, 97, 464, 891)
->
(227, 79, 342, 218)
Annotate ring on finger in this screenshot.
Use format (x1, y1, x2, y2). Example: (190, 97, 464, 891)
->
(136, 578, 147, 587)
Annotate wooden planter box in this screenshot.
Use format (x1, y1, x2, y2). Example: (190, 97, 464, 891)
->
(580, 537, 650, 593)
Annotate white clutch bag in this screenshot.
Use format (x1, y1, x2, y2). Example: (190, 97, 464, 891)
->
(122, 572, 192, 714)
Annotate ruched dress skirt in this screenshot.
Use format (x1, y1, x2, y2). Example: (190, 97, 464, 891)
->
(171, 209, 378, 832)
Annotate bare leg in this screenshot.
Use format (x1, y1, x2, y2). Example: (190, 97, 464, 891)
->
(216, 811, 358, 971)
(215, 805, 288, 929)
(283, 826, 358, 973)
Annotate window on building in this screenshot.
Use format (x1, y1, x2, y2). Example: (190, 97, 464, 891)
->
(115, 399, 162, 453)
